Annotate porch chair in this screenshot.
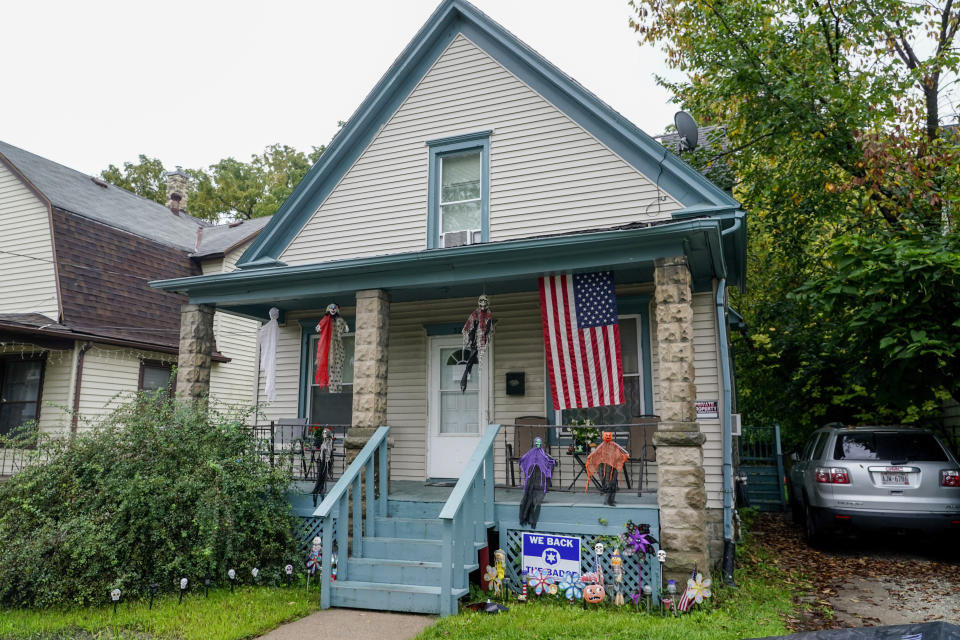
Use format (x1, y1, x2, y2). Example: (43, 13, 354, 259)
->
(627, 415, 659, 496)
(505, 416, 549, 486)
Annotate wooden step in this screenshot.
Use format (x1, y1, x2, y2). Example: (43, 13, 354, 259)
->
(361, 536, 443, 561)
(373, 516, 445, 539)
(346, 556, 478, 586)
(330, 580, 468, 614)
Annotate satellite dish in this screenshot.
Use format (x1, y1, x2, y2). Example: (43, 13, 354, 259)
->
(674, 111, 699, 152)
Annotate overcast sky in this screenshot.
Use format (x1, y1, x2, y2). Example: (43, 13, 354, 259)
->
(1, 0, 681, 177)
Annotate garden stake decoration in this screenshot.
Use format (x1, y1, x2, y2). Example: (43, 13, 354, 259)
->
(643, 584, 653, 613)
(621, 521, 657, 611)
(148, 583, 158, 610)
(527, 568, 555, 596)
(495, 549, 506, 600)
(252, 567, 260, 584)
(179, 578, 188, 604)
(518, 571, 528, 602)
(558, 575, 583, 602)
(306, 536, 321, 590)
(204, 576, 211, 598)
(610, 549, 624, 606)
(111, 589, 121, 615)
(582, 542, 606, 604)
(285, 564, 294, 585)
(228, 568, 236, 593)
(665, 580, 677, 617)
(684, 571, 712, 607)
(482, 565, 499, 593)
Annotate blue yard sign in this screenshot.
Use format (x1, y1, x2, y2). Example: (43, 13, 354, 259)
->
(521, 532, 581, 581)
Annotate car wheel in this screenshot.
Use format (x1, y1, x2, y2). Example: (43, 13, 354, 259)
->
(804, 502, 829, 548)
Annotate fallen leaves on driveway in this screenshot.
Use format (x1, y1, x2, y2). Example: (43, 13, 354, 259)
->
(747, 513, 960, 631)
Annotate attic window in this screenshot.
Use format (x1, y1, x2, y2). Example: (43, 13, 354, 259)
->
(426, 131, 491, 249)
(90, 177, 109, 188)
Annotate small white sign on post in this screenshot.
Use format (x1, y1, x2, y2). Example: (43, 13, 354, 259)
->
(696, 400, 719, 419)
(521, 532, 581, 581)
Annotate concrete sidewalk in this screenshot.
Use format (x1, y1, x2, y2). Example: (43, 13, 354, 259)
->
(258, 608, 436, 640)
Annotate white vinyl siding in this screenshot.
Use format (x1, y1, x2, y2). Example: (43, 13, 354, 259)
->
(693, 291, 722, 509)
(36, 346, 75, 436)
(0, 161, 59, 319)
(280, 34, 680, 265)
(73, 345, 176, 427)
(204, 242, 260, 409)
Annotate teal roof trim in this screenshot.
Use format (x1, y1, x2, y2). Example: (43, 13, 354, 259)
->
(151, 218, 738, 312)
(235, 0, 741, 270)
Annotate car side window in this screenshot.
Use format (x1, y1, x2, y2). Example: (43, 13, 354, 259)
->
(812, 434, 829, 461)
(802, 435, 819, 461)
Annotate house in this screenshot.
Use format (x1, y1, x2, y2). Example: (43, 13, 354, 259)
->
(151, 0, 747, 615)
(0, 140, 267, 467)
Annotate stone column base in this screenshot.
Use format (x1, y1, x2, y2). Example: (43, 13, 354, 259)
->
(654, 427, 710, 581)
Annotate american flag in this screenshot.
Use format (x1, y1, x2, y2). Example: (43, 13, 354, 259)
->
(676, 567, 697, 612)
(538, 271, 624, 410)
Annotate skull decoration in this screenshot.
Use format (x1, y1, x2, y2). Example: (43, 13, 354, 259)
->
(594, 542, 605, 556)
(478, 294, 490, 310)
(326, 303, 340, 316)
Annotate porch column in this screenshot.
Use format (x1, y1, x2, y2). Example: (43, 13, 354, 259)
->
(345, 289, 390, 465)
(175, 303, 215, 400)
(652, 256, 709, 580)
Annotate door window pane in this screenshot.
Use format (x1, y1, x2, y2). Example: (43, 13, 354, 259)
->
(0, 359, 43, 435)
(439, 348, 479, 433)
(620, 318, 639, 374)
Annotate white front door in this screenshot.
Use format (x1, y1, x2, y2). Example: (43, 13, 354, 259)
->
(427, 336, 488, 479)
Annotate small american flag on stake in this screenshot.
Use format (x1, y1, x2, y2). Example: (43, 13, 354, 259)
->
(676, 567, 697, 612)
(538, 271, 624, 410)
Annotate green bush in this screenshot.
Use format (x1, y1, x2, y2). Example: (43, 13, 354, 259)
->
(0, 393, 297, 607)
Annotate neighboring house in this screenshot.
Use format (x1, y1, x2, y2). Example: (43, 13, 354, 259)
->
(152, 0, 747, 615)
(0, 140, 267, 459)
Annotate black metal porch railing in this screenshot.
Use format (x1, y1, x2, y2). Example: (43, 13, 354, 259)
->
(501, 420, 659, 496)
(249, 421, 350, 485)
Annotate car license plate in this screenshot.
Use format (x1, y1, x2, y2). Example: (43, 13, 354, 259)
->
(880, 472, 908, 485)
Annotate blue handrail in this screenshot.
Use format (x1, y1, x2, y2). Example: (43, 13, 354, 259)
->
(314, 425, 390, 609)
(437, 423, 500, 616)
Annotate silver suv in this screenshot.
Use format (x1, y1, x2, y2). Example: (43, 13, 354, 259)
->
(789, 425, 960, 544)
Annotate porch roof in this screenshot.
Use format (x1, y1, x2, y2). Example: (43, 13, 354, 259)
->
(150, 213, 744, 321)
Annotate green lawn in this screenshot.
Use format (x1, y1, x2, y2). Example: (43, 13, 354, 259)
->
(416, 542, 794, 640)
(0, 586, 320, 640)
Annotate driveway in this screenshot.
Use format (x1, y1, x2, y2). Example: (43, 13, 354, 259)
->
(750, 514, 960, 630)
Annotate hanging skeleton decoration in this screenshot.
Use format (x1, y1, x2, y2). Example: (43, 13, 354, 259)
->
(582, 542, 606, 604)
(584, 431, 629, 506)
(311, 427, 335, 507)
(518, 437, 556, 528)
(259, 307, 281, 402)
(460, 294, 494, 393)
(315, 303, 349, 392)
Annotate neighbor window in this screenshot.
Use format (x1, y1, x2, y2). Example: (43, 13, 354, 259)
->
(427, 131, 490, 249)
(139, 360, 174, 393)
(0, 357, 44, 435)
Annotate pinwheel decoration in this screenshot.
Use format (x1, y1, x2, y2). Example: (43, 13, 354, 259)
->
(684, 572, 712, 604)
(558, 576, 583, 602)
(622, 522, 658, 557)
(483, 565, 499, 593)
(527, 569, 556, 596)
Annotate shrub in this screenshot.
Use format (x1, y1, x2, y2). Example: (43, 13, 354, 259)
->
(0, 393, 297, 607)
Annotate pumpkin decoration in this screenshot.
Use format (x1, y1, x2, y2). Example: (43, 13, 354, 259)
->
(583, 582, 606, 604)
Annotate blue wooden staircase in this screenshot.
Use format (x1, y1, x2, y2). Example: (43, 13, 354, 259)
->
(314, 425, 500, 615)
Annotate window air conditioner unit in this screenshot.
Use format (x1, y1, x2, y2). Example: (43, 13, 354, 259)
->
(731, 413, 741, 436)
(441, 230, 482, 248)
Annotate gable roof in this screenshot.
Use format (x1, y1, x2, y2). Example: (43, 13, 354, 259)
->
(192, 217, 272, 258)
(236, 0, 741, 270)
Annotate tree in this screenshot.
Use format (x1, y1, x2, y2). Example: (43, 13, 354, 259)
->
(630, 0, 960, 441)
(100, 154, 168, 205)
(101, 144, 326, 222)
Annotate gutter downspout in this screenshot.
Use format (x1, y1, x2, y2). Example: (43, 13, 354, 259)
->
(717, 215, 742, 584)
(70, 341, 92, 435)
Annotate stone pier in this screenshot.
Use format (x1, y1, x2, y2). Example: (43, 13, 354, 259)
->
(652, 256, 709, 580)
(175, 303, 215, 400)
(346, 289, 390, 465)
